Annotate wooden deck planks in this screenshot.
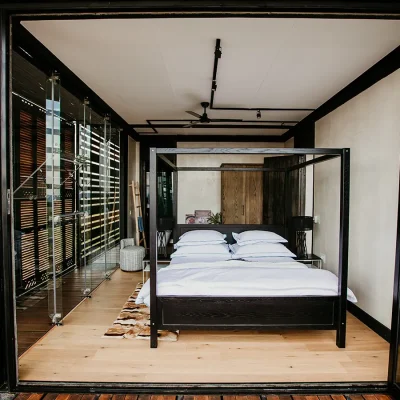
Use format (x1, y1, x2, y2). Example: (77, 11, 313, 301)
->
(11, 395, 394, 400)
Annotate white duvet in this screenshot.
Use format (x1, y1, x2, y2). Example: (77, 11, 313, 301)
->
(135, 260, 357, 306)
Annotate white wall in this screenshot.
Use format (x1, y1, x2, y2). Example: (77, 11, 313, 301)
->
(127, 137, 140, 243)
(314, 69, 400, 328)
(177, 142, 285, 223)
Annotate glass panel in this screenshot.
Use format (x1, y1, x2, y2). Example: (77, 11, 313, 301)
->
(45, 73, 63, 324)
(79, 100, 92, 294)
(105, 124, 120, 274)
(102, 117, 111, 277)
(89, 117, 119, 279)
(12, 52, 86, 356)
(12, 50, 123, 362)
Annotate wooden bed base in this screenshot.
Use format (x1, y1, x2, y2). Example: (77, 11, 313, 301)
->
(157, 296, 339, 330)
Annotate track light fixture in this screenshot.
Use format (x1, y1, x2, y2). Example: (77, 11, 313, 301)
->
(256, 110, 261, 119)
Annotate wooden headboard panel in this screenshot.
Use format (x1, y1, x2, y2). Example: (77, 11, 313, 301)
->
(174, 224, 286, 244)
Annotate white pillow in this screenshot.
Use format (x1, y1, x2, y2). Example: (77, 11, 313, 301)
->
(171, 254, 232, 264)
(174, 239, 227, 249)
(239, 256, 296, 263)
(179, 230, 227, 243)
(229, 243, 296, 259)
(171, 243, 230, 258)
(232, 230, 287, 245)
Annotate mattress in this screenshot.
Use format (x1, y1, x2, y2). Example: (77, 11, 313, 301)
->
(136, 259, 357, 306)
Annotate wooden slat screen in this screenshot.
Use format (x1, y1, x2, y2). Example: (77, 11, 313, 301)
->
(13, 96, 77, 294)
(80, 127, 120, 261)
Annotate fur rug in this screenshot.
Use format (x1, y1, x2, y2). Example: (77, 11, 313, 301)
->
(103, 282, 179, 341)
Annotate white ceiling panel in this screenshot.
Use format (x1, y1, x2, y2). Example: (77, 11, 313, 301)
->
(22, 18, 400, 136)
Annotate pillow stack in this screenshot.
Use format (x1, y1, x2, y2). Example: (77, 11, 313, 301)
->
(229, 230, 296, 261)
(171, 230, 231, 262)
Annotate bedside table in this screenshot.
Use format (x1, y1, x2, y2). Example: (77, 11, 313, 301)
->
(142, 258, 170, 283)
(296, 254, 323, 269)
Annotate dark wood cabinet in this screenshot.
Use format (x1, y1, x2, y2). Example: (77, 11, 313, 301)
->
(221, 164, 263, 224)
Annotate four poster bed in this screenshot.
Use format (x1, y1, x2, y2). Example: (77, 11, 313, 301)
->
(147, 148, 350, 349)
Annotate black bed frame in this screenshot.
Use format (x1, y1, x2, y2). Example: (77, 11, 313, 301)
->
(149, 148, 350, 349)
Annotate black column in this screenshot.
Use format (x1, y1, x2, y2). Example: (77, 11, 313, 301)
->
(0, 7, 17, 390)
(149, 147, 158, 348)
(336, 148, 350, 348)
(294, 122, 315, 148)
(388, 165, 400, 391)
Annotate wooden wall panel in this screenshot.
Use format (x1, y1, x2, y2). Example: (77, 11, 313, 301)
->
(245, 170, 263, 224)
(221, 169, 245, 224)
(221, 164, 263, 224)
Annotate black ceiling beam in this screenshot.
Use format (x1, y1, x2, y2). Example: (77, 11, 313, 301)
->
(148, 119, 300, 123)
(131, 124, 291, 129)
(209, 38, 315, 113)
(177, 166, 287, 172)
(283, 45, 400, 142)
(2, 1, 400, 15)
(12, 24, 139, 141)
(140, 119, 298, 134)
(137, 135, 285, 143)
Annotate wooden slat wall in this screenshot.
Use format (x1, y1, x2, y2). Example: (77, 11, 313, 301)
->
(12, 394, 394, 400)
(13, 98, 76, 294)
(80, 127, 120, 261)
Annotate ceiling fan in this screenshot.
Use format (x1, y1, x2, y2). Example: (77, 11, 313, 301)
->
(183, 101, 243, 128)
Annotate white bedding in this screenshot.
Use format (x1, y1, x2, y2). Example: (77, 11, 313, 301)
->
(136, 260, 357, 306)
(170, 256, 231, 265)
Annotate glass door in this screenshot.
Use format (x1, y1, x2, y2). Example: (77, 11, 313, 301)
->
(78, 99, 93, 295)
(45, 73, 63, 324)
(89, 117, 120, 281)
(104, 125, 120, 276)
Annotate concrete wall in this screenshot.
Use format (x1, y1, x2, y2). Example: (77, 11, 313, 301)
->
(314, 69, 400, 327)
(176, 142, 285, 223)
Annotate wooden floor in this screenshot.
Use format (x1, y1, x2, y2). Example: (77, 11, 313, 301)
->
(16, 264, 112, 356)
(19, 269, 389, 383)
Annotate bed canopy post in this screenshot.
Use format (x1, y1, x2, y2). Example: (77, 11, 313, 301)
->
(284, 169, 291, 248)
(337, 148, 350, 348)
(172, 169, 178, 241)
(149, 147, 158, 348)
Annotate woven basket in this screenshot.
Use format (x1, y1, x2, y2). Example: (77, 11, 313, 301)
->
(120, 240, 145, 272)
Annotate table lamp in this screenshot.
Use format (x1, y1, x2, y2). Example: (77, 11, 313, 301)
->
(291, 216, 313, 258)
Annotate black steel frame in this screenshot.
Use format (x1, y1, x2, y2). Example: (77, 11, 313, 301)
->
(149, 147, 349, 350)
(0, 6, 16, 392)
(388, 165, 400, 394)
(0, 0, 399, 395)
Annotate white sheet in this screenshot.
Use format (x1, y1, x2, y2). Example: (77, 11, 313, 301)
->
(136, 260, 357, 306)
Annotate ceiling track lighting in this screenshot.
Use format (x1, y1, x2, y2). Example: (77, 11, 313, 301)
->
(209, 38, 315, 114)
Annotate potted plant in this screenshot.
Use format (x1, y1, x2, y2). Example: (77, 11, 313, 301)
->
(207, 212, 222, 225)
